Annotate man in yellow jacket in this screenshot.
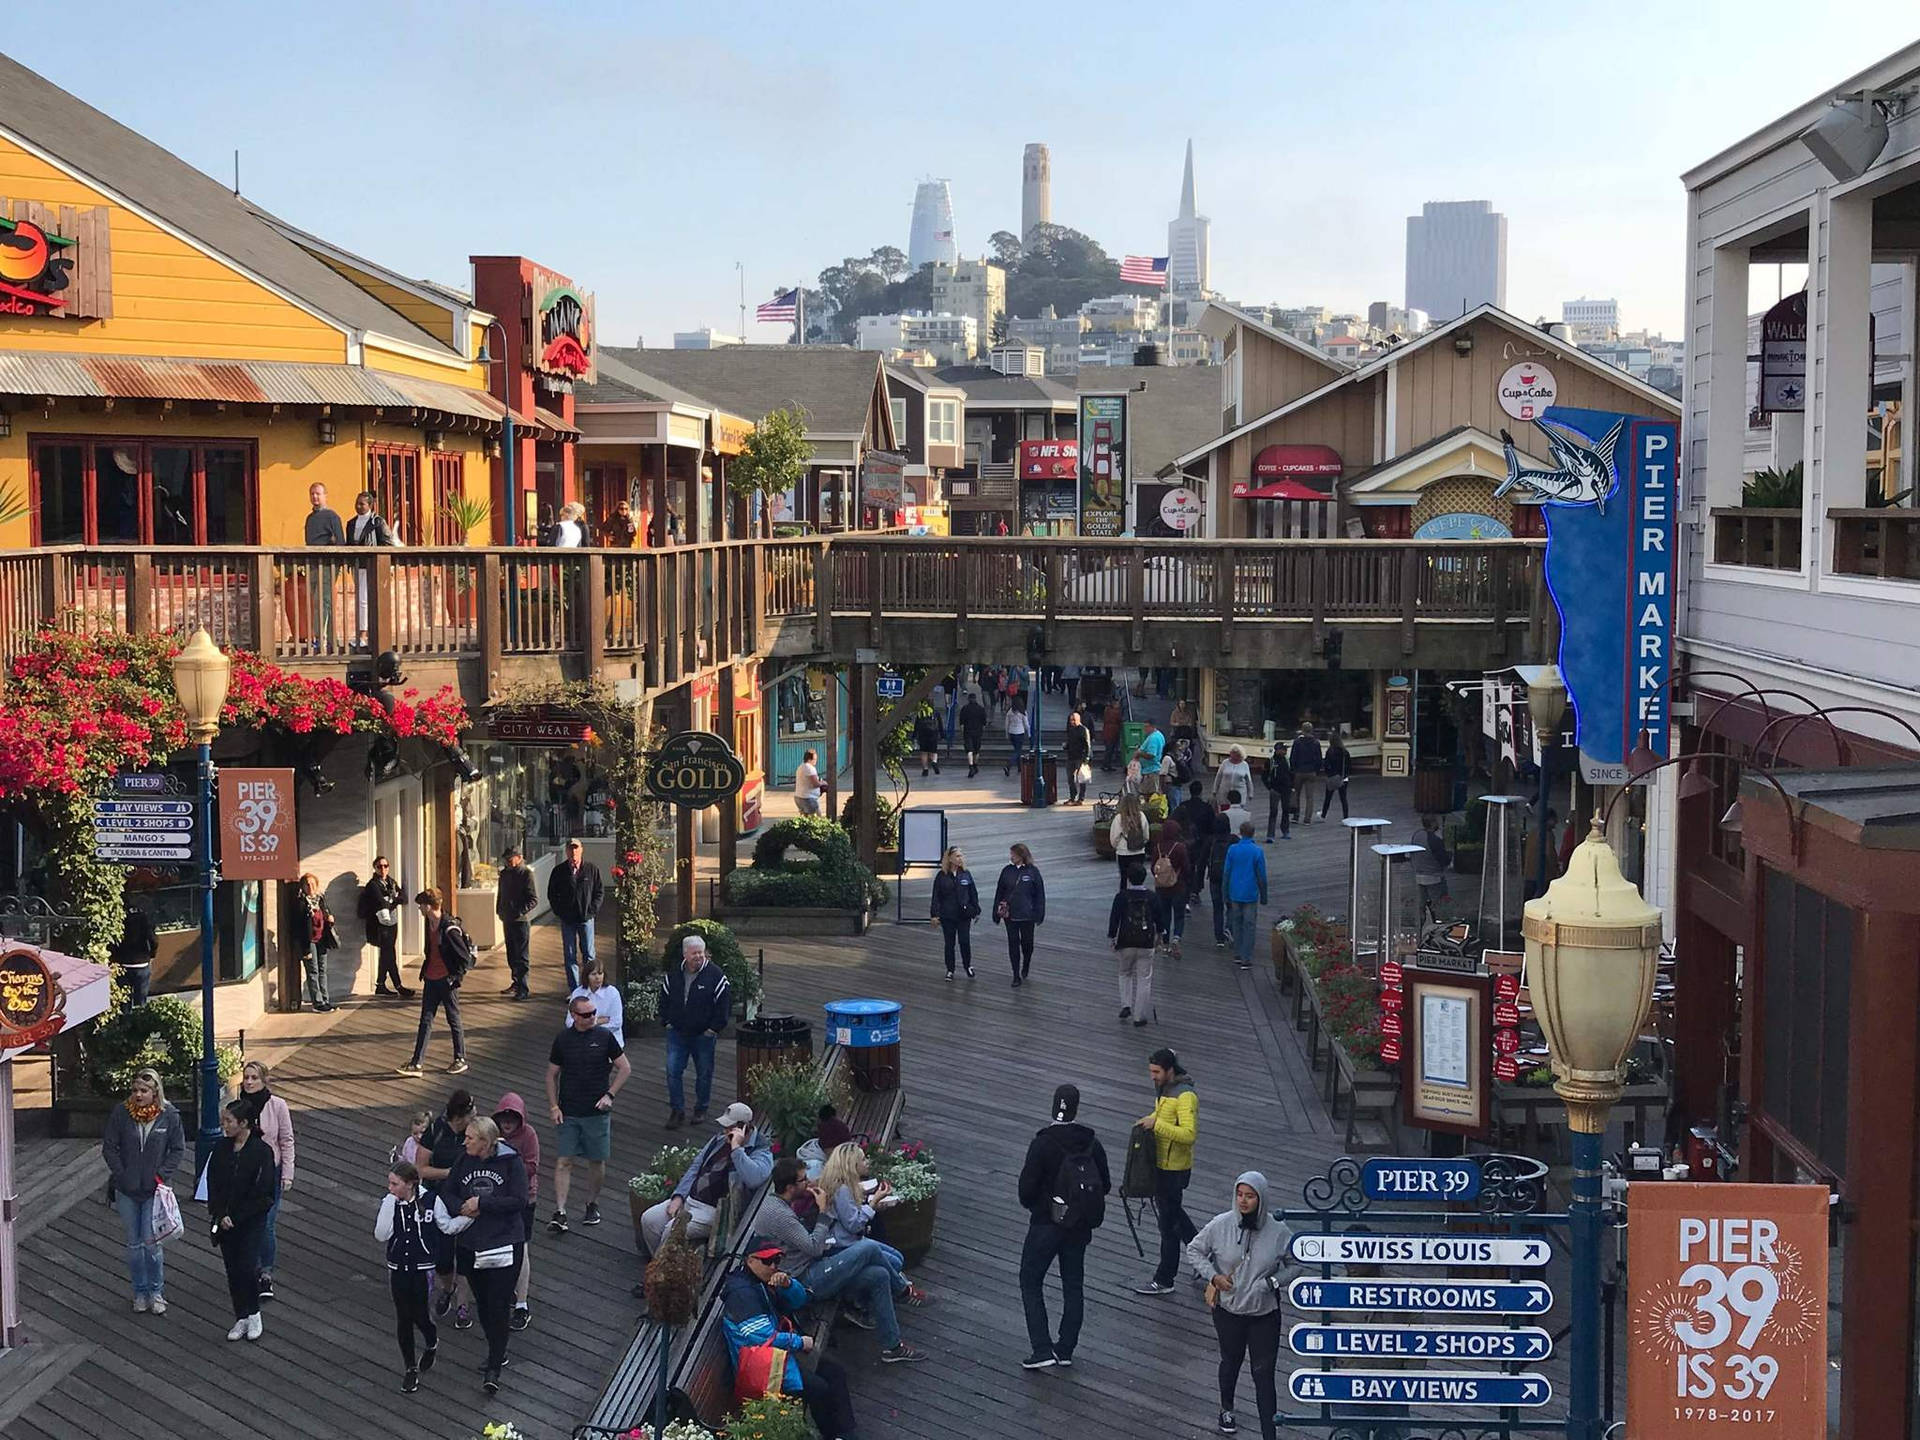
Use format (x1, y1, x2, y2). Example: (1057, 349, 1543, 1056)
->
(1132, 1046, 1199, 1295)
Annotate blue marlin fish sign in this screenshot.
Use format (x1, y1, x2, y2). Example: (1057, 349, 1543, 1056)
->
(1497, 406, 1677, 773)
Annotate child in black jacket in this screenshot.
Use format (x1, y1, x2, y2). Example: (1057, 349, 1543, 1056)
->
(376, 1159, 442, 1390)
(207, 1101, 277, 1339)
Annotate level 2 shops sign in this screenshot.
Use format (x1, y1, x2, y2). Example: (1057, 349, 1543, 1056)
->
(646, 730, 746, 809)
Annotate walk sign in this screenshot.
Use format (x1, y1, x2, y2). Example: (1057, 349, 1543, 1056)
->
(1289, 1277, 1553, 1315)
(1289, 1321, 1552, 1362)
(1288, 1370, 1552, 1408)
(1360, 1156, 1481, 1201)
(1290, 1231, 1550, 1268)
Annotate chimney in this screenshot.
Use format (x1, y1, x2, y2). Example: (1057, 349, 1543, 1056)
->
(1134, 343, 1160, 367)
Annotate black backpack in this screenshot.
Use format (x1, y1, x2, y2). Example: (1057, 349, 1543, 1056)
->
(439, 919, 475, 983)
(1117, 889, 1158, 950)
(1051, 1147, 1106, 1230)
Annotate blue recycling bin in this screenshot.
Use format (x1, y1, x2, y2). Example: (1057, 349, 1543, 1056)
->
(824, 998, 901, 1092)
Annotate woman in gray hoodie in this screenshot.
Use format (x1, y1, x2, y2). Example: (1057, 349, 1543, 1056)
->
(1184, 1171, 1292, 1440)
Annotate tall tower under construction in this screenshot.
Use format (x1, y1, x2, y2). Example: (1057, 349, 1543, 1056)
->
(1022, 143, 1051, 240)
(907, 180, 958, 272)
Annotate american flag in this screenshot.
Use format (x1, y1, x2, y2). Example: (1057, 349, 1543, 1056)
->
(1120, 255, 1168, 288)
(756, 288, 799, 322)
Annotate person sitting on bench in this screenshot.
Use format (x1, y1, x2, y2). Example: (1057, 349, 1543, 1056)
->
(638, 1101, 772, 1259)
(723, 1238, 862, 1439)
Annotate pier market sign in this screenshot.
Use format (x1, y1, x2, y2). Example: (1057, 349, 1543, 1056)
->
(1494, 402, 1677, 778)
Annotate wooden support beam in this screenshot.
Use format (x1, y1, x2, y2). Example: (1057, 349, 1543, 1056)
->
(1398, 547, 1419, 656)
(1310, 547, 1327, 655)
(868, 549, 884, 647)
(815, 545, 835, 652)
(1218, 545, 1235, 656)
(853, 662, 879, 868)
(717, 664, 739, 889)
(1043, 549, 1062, 654)
(1489, 549, 1510, 658)
(583, 553, 607, 678)
(823, 666, 841, 822)
(127, 553, 152, 636)
(952, 547, 968, 653)
(369, 552, 395, 656)
(1128, 548, 1145, 653)
(247, 553, 274, 657)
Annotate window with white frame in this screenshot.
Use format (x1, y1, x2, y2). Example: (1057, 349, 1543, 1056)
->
(889, 397, 907, 442)
(1223, 346, 1240, 412)
(928, 398, 959, 446)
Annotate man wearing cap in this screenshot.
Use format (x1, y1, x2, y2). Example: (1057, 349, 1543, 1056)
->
(544, 991, 631, 1234)
(545, 837, 603, 992)
(722, 1237, 861, 1439)
(638, 1101, 772, 1259)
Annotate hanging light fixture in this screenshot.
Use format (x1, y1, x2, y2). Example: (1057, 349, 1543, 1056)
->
(1626, 728, 1663, 778)
(1676, 760, 1714, 800)
(1720, 799, 1744, 834)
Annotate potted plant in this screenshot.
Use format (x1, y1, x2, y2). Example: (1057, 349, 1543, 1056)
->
(869, 1139, 940, 1267)
(626, 1141, 702, 1245)
(839, 792, 902, 874)
(747, 1055, 848, 1154)
(728, 1396, 813, 1440)
(1091, 795, 1117, 859)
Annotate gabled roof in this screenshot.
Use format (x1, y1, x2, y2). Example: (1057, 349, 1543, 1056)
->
(930, 367, 1078, 409)
(1170, 304, 1681, 471)
(1343, 425, 1527, 502)
(579, 349, 722, 409)
(594, 346, 886, 436)
(883, 362, 964, 397)
(0, 54, 456, 357)
(1196, 301, 1350, 375)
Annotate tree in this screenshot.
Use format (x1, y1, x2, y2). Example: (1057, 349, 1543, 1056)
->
(988, 230, 1023, 268)
(869, 245, 908, 283)
(991, 313, 1010, 345)
(1017, 223, 1119, 281)
(729, 406, 813, 536)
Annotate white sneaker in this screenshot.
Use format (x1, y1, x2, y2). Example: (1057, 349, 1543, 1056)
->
(150, 1296, 168, 1315)
(132, 1295, 149, 1314)
(227, 1319, 248, 1341)
(244, 1313, 263, 1342)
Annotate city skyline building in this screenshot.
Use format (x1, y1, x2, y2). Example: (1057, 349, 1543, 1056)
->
(908, 179, 958, 272)
(1022, 143, 1051, 240)
(1562, 296, 1620, 344)
(1405, 199, 1507, 321)
(1166, 139, 1211, 298)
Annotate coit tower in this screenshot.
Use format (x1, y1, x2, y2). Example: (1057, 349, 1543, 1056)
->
(1022, 143, 1051, 240)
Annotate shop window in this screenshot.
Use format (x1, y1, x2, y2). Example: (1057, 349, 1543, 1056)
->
(462, 740, 611, 871)
(30, 437, 256, 545)
(429, 451, 466, 545)
(368, 443, 422, 546)
(1758, 870, 1851, 1178)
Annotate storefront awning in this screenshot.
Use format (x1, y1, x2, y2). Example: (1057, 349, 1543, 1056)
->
(1253, 443, 1343, 477)
(1234, 477, 1335, 501)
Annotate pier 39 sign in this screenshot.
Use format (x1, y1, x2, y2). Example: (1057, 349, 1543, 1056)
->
(645, 730, 746, 809)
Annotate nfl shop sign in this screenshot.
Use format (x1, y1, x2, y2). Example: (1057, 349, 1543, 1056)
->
(1498, 361, 1557, 421)
(1018, 439, 1078, 480)
(1627, 1183, 1828, 1438)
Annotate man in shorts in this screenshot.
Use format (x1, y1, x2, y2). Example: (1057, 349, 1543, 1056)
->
(544, 992, 632, 1233)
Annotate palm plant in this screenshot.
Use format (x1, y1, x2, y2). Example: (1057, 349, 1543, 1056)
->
(1740, 463, 1803, 509)
(440, 492, 492, 541)
(0, 480, 28, 529)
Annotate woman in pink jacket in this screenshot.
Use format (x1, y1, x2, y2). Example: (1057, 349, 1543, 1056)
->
(235, 1060, 295, 1302)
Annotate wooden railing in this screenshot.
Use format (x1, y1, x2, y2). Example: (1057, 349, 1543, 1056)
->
(0, 534, 1542, 692)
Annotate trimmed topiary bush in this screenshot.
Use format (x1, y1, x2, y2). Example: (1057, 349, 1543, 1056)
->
(724, 815, 883, 911)
(838, 792, 901, 849)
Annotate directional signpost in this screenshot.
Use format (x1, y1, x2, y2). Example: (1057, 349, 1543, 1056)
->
(1290, 1322, 1553, 1362)
(1289, 1231, 1551, 1268)
(1361, 1156, 1480, 1202)
(1289, 1277, 1554, 1315)
(1288, 1370, 1553, 1408)
(93, 798, 195, 864)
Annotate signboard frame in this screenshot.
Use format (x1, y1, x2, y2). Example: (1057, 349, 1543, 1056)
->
(1077, 393, 1127, 537)
(217, 767, 300, 881)
(1402, 969, 1493, 1137)
(644, 730, 747, 810)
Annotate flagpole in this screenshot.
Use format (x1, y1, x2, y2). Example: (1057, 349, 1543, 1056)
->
(795, 285, 804, 347)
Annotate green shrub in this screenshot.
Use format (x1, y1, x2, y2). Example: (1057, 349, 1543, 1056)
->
(730, 1395, 814, 1440)
(725, 815, 881, 911)
(839, 792, 901, 849)
(84, 995, 242, 1098)
(627, 1141, 704, 1205)
(662, 918, 762, 1011)
(748, 1055, 850, 1154)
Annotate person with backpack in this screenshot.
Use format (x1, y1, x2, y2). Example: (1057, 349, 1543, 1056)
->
(1016, 1083, 1110, 1370)
(1149, 818, 1190, 959)
(991, 844, 1047, 987)
(1185, 1171, 1294, 1439)
(1263, 741, 1294, 843)
(396, 889, 472, 1077)
(1110, 792, 1150, 892)
(1108, 862, 1166, 1026)
(958, 693, 988, 778)
(1131, 1048, 1199, 1297)
(929, 846, 980, 979)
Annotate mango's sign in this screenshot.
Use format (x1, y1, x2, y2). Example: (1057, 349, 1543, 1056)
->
(0, 946, 65, 1048)
(530, 262, 595, 388)
(645, 730, 746, 809)
(0, 200, 111, 319)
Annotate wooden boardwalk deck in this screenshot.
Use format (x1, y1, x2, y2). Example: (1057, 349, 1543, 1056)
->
(8, 764, 1588, 1440)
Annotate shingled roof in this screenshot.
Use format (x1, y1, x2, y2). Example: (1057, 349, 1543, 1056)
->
(594, 346, 886, 434)
(0, 54, 454, 356)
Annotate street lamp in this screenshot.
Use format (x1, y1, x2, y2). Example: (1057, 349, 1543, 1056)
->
(476, 319, 518, 546)
(1523, 816, 1663, 1440)
(171, 629, 230, 1173)
(1525, 665, 1568, 896)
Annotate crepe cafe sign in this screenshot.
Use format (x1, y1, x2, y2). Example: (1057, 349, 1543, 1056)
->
(0, 946, 64, 1048)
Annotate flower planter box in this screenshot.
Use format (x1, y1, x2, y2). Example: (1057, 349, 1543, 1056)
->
(1329, 1032, 1400, 1152)
(1092, 823, 1115, 860)
(878, 1192, 936, 1268)
(718, 905, 872, 937)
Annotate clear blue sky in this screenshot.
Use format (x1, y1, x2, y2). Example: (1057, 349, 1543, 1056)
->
(8, 6, 1908, 345)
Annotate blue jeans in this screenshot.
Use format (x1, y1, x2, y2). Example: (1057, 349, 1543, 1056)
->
(260, 1189, 281, 1271)
(1228, 900, 1259, 965)
(665, 1029, 717, 1114)
(806, 1245, 901, 1348)
(560, 920, 595, 992)
(1162, 890, 1188, 939)
(115, 1190, 163, 1297)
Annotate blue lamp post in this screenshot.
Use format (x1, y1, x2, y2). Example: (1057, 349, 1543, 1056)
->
(171, 629, 231, 1173)
(1522, 814, 1663, 1440)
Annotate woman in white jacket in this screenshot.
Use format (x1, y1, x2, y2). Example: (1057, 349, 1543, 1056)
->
(1185, 1171, 1292, 1440)
(1211, 745, 1253, 812)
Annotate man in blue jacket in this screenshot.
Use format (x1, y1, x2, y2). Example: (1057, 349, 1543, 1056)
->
(661, 932, 733, 1126)
(1219, 820, 1269, 971)
(722, 1239, 862, 1439)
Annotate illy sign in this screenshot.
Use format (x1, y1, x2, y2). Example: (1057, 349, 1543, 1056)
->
(1498, 362, 1557, 422)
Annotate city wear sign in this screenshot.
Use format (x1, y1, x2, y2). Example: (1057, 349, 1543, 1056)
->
(217, 768, 299, 881)
(1627, 1182, 1829, 1439)
(1495, 405, 1678, 773)
(1078, 394, 1127, 537)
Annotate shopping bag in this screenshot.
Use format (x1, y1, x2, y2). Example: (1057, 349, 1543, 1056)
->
(194, 1157, 210, 1204)
(149, 1182, 184, 1245)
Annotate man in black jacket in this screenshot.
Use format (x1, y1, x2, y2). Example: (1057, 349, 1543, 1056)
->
(545, 838, 603, 992)
(958, 694, 988, 778)
(1017, 1083, 1110, 1370)
(660, 933, 733, 1127)
(913, 708, 942, 776)
(494, 848, 537, 1000)
(1173, 781, 1215, 868)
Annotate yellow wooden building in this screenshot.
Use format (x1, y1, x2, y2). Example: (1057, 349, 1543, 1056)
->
(0, 53, 562, 552)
